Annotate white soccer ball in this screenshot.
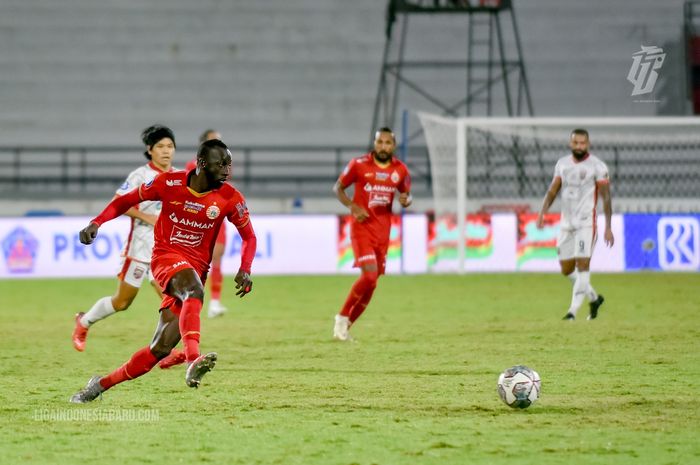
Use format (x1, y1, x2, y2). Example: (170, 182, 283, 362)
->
(497, 365, 541, 409)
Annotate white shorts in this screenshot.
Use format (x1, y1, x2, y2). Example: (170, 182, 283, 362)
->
(117, 257, 152, 288)
(557, 226, 596, 260)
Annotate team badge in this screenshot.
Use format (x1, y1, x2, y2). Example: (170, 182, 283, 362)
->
(390, 171, 400, 183)
(206, 205, 220, 219)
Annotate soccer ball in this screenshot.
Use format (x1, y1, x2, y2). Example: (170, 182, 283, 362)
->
(497, 365, 541, 409)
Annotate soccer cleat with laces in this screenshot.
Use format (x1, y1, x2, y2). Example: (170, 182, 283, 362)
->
(72, 312, 89, 352)
(185, 352, 218, 388)
(158, 349, 186, 369)
(69, 375, 104, 403)
(562, 312, 575, 321)
(588, 295, 605, 320)
(207, 300, 227, 318)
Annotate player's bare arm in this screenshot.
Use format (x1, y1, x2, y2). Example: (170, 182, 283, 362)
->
(536, 176, 561, 229)
(334, 180, 369, 222)
(598, 181, 614, 247)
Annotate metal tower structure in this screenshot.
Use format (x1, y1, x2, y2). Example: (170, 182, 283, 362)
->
(370, 0, 534, 142)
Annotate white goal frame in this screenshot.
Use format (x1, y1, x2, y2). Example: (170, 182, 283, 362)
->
(418, 113, 700, 273)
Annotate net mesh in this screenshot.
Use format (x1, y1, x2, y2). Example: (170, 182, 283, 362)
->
(418, 114, 700, 213)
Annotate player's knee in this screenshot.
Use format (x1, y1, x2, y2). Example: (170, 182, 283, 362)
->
(150, 340, 178, 359)
(361, 271, 379, 290)
(112, 296, 134, 311)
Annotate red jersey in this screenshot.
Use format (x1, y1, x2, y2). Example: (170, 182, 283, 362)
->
(185, 159, 197, 171)
(338, 152, 411, 240)
(139, 170, 250, 275)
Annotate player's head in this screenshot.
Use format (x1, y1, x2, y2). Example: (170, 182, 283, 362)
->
(373, 127, 396, 163)
(199, 129, 222, 144)
(196, 139, 232, 188)
(141, 125, 176, 167)
(570, 128, 589, 160)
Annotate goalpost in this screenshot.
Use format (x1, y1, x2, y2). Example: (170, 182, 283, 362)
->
(417, 112, 700, 273)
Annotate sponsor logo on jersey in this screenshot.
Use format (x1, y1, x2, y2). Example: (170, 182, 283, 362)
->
(206, 205, 220, 220)
(357, 253, 376, 263)
(657, 217, 700, 270)
(170, 226, 204, 247)
(184, 200, 205, 214)
(390, 171, 400, 183)
(235, 202, 247, 219)
(165, 179, 183, 187)
(1, 226, 39, 273)
(171, 260, 189, 268)
(169, 201, 183, 205)
(364, 183, 396, 193)
(375, 172, 389, 181)
(365, 172, 375, 179)
(119, 181, 130, 191)
(169, 213, 215, 229)
(144, 179, 154, 188)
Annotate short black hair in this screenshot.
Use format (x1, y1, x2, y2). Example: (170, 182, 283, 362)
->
(141, 125, 176, 160)
(199, 129, 218, 144)
(197, 138, 228, 161)
(571, 128, 589, 139)
(375, 126, 395, 141)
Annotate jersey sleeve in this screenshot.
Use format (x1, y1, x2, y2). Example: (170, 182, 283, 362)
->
(138, 173, 164, 202)
(553, 160, 563, 180)
(226, 191, 251, 229)
(398, 166, 411, 193)
(116, 168, 143, 196)
(338, 159, 357, 187)
(595, 160, 610, 184)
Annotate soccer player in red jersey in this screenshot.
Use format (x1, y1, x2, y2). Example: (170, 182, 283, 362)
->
(332, 127, 412, 341)
(70, 139, 256, 403)
(183, 129, 229, 319)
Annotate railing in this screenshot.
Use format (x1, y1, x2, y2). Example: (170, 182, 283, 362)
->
(0, 145, 433, 199)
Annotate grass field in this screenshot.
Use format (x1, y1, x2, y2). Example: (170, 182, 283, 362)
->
(1, 273, 698, 465)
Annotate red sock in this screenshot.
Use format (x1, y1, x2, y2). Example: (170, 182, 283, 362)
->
(210, 264, 222, 300)
(180, 298, 203, 362)
(349, 286, 376, 323)
(340, 272, 378, 320)
(99, 346, 158, 390)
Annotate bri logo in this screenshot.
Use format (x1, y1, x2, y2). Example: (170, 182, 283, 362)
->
(165, 179, 183, 187)
(657, 217, 700, 271)
(2, 226, 39, 273)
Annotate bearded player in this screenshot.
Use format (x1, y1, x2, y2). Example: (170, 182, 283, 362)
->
(332, 127, 412, 341)
(70, 139, 256, 402)
(537, 128, 613, 321)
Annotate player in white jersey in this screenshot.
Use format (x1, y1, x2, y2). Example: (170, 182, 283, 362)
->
(71, 125, 176, 351)
(536, 128, 614, 320)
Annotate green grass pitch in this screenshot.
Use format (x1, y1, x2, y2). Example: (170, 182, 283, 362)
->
(0, 273, 698, 465)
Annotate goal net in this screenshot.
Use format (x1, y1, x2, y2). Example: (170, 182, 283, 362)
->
(417, 112, 700, 272)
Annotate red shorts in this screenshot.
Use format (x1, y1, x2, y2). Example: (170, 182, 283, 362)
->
(351, 232, 388, 275)
(215, 224, 227, 246)
(151, 252, 206, 316)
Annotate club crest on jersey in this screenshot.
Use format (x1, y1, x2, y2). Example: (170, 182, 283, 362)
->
(206, 205, 220, 219)
(375, 172, 389, 181)
(579, 170, 586, 180)
(390, 171, 400, 183)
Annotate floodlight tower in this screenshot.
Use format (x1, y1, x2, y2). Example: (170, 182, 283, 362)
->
(370, 0, 534, 143)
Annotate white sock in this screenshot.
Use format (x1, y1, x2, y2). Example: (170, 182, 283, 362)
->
(80, 296, 116, 328)
(567, 271, 590, 316)
(567, 270, 598, 302)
